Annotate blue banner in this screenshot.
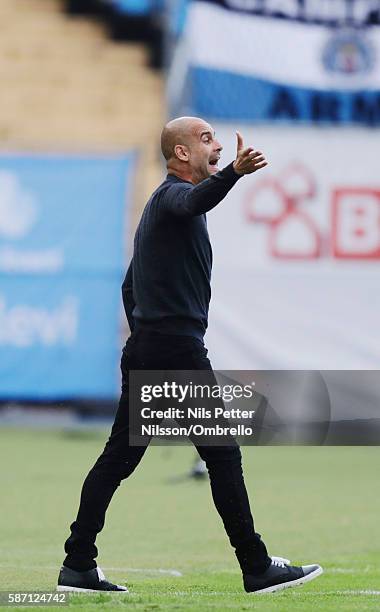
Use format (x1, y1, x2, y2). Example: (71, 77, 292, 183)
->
(191, 68, 380, 124)
(0, 153, 135, 400)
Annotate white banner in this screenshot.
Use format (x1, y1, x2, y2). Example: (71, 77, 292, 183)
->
(189, 2, 380, 91)
(205, 126, 380, 369)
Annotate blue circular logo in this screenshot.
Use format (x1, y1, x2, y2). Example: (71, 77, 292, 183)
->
(322, 29, 375, 75)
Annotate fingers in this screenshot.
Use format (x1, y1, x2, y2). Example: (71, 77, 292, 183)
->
(241, 147, 261, 159)
(237, 146, 253, 160)
(248, 150, 263, 159)
(253, 155, 266, 165)
(236, 131, 244, 153)
(244, 147, 254, 156)
(255, 160, 268, 170)
(235, 141, 268, 175)
(245, 150, 267, 166)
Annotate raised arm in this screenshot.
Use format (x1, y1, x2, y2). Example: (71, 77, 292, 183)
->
(163, 133, 267, 218)
(163, 163, 240, 217)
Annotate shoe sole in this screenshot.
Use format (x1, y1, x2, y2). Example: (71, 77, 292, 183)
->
(57, 585, 129, 594)
(248, 565, 323, 595)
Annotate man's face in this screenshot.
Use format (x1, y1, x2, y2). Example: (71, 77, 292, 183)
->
(186, 121, 223, 183)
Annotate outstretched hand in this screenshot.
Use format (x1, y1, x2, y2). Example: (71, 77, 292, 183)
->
(233, 131, 268, 176)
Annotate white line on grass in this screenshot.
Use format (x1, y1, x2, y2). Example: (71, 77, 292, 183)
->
(210, 566, 377, 576)
(0, 564, 182, 577)
(104, 567, 182, 577)
(303, 591, 380, 596)
(160, 590, 380, 597)
(328, 567, 373, 574)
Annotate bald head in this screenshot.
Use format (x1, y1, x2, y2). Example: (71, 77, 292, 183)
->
(161, 116, 211, 162)
(161, 116, 222, 184)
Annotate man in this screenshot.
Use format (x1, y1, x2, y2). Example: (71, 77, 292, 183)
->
(58, 117, 323, 594)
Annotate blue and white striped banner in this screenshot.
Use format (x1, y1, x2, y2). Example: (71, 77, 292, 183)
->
(170, 0, 380, 124)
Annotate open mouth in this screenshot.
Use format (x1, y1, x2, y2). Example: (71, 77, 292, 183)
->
(209, 158, 219, 167)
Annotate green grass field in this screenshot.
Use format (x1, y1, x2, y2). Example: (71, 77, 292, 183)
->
(0, 427, 379, 610)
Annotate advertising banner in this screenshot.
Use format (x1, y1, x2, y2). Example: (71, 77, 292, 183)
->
(170, 0, 380, 124)
(0, 153, 135, 399)
(205, 126, 380, 369)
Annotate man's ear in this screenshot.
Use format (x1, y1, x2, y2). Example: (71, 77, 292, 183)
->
(174, 144, 189, 162)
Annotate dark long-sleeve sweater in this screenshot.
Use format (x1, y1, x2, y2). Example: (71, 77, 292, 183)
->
(122, 162, 241, 341)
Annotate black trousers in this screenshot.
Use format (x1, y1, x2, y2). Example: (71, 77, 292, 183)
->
(64, 329, 270, 575)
